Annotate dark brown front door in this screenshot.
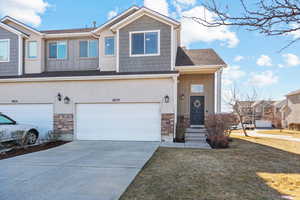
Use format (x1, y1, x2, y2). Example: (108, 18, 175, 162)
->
(190, 96, 205, 125)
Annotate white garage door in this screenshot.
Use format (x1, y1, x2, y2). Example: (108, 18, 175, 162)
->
(76, 103, 161, 141)
(0, 104, 53, 138)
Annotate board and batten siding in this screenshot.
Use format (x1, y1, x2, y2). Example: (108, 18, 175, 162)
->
(45, 38, 99, 72)
(119, 15, 171, 72)
(0, 27, 19, 76)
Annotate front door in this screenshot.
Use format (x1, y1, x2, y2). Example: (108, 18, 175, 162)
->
(190, 96, 205, 125)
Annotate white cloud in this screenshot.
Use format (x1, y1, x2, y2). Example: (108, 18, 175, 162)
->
(144, 0, 169, 16)
(234, 55, 244, 62)
(181, 6, 239, 48)
(256, 55, 272, 67)
(248, 71, 278, 87)
(282, 53, 300, 67)
(222, 65, 246, 86)
(174, 0, 196, 6)
(0, 0, 49, 27)
(107, 8, 118, 20)
(289, 23, 300, 39)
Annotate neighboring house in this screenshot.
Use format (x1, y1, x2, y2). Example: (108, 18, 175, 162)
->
(273, 100, 287, 128)
(282, 89, 300, 130)
(234, 101, 255, 124)
(0, 6, 226, 142)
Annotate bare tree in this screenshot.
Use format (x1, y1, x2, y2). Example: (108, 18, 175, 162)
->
(225, 86, 258, 137)
(188, 0, 300, 50)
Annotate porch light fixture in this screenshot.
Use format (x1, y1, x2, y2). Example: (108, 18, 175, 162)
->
(57, 93, 62, 101)
(180, 94, 185, 101)
(64, 96, 70, 104)
(164, 95, 170, 103)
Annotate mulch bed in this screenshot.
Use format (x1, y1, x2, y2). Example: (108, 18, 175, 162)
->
(0, 141, 69, 160)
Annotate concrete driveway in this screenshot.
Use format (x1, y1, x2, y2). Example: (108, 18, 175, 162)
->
(0, 141, 159, 200)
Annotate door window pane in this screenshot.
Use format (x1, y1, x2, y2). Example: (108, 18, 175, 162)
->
(105, 37, 114, 55)
(0, 40, 9, 62)
(0, 115, 13, 124)
(89, 40, 98, 57)
(131, 33, 144, 55)
(79, 41, 88, 57)
(28, 41, 37, 58)
(145, 32, 158, 54)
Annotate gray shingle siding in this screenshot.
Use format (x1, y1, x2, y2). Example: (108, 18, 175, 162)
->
(0, 27, 19, 76)
(119, 15, 171, 72)
(45, 38, 99, 72)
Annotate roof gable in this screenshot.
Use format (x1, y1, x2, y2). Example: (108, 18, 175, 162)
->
(110, 7, 180, 31)
(0, 22, 28, 38)
(92, 6, 139, 33)
(1, 16, 43, 36)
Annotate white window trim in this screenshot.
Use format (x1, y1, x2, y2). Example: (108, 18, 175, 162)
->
(79, 40, 98, 58)
(129, 30, 160, 57)
(48, 40, 67, 60)
(104, 36, 115, 56)
(27, 40, 38, 59)
(0, 39, 10, 63)
(191, 84, 204, 93)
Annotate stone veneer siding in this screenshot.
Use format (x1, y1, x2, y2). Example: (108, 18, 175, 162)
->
(177, 115, 190, 129)
(54, 114, 74, 140)
(161, 113, 175, 142)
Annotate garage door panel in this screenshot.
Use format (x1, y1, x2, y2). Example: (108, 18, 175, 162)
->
(76, 103, 161, 141)
(0, 104, 53, 138)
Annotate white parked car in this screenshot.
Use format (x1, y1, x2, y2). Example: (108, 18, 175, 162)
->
(0, 113, 39, 145)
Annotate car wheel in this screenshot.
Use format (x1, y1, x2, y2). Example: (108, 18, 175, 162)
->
(26, 131, 38, 145)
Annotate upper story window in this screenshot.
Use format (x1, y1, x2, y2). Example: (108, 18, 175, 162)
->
(0, 39, 9, 62)
(79, 40, 98, 58)
(130, 30, 160, 57)
(28, 41, 37, 59)
(104, 37, 115, 56)
(49, 41, 67, 59)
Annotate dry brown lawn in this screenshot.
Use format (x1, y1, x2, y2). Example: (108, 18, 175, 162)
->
(256, 129, 300, 139)
(120, 136, 300, 200)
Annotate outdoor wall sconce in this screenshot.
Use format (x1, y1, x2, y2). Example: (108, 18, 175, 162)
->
(164, 95, 170, 103)
(57, 93, 62, 101)
(180, 94, 185, 101)
(64, 96, 70, 104)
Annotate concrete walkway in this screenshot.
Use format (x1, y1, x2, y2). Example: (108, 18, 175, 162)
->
(234, 131, 300, 142)
(0, 141, 159, 200)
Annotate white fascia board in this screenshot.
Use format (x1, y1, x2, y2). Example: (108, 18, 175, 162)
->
(175, 65, 225, 71)
(0, 23, 29, 38)
(92, 6, 139, 33)
(0, 73, 179, 83)
(1, 16, 43, 36)
(43, 32, 93, 38)
(111, 8, 180, 31)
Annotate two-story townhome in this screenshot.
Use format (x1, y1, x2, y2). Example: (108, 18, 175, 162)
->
(282, 89, 300, 130)
(0, 6, 225, 142)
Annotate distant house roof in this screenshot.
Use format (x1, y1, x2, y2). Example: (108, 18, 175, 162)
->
(273, 100, 287, 108)
(40, 28, 95, 34)
(252, 100, 275, 108)
(175, 47, 226, 66)
(287, 89, 300, 96)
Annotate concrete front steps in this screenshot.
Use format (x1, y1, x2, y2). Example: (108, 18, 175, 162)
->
(185, 127, 211, 149)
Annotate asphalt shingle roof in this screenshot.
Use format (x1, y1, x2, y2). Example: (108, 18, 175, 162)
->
(176, 47, 226, 66)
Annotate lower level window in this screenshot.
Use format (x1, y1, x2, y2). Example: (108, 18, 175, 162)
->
(0, 39, 9, 62)
(80, 40, 98, 58)
(49, 41, 67, 59)
(28, 41, 37, 59)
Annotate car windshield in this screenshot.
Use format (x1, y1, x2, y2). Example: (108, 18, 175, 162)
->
(0, 115, 14, 124)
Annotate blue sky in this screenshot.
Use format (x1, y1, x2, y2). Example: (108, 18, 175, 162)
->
(0, 0, 299, 105)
